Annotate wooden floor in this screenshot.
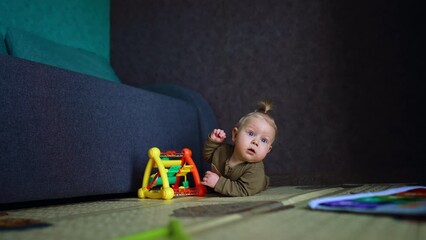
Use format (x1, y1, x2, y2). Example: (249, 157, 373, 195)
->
(0, 184, 424, 240)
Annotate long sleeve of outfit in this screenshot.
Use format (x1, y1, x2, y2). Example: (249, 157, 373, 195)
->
(203, 138, 269, 197)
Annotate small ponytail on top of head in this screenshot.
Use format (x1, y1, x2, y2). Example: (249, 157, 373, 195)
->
(255, 100, 273, 115)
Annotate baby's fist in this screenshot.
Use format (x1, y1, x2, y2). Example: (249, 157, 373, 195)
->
(210, 129, 226, 143)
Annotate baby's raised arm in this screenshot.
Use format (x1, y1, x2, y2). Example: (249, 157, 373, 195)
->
(209, 129, 227, 143)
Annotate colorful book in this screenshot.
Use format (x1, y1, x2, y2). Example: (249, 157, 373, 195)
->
(308, 186, 426, 216)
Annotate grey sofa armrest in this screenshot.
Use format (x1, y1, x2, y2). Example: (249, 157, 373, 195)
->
(0, 55, 203, 204)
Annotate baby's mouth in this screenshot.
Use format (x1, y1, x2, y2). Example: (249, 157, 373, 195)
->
(247, 148, 256, 155)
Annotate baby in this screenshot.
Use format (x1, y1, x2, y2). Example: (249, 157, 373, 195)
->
(201, 101, 278, 196)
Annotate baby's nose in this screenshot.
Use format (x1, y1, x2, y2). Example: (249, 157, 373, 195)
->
(251, 139, 258, 146)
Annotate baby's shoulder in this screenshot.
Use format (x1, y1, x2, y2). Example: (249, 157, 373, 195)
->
(215, 142, 234, 155)
(245, 161, 266, 171)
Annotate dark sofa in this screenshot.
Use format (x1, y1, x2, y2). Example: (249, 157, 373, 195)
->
(0, 1, 217, 205)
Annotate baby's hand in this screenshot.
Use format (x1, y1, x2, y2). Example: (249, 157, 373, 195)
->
(210, 129, 226, 143)
(201, 171, 220, 188)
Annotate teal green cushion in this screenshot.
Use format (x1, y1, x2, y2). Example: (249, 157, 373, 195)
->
(0, 24, 6, 54)
(0, 33, 6, 54)
(5, 28, 120, 83)
(0, 0, 110, 59)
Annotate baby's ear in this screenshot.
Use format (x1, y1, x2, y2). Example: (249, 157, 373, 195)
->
(232, 127, 239, 142)
(268, 145, 273, 153)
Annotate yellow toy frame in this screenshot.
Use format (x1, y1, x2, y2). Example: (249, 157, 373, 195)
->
(138, 147, 206, 200)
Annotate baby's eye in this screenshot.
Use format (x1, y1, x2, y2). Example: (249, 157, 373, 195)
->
(261, 138, 268, 143)
(248, 131, 254, 136)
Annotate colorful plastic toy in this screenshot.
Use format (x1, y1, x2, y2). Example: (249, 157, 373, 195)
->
(138, 147, 206, 200)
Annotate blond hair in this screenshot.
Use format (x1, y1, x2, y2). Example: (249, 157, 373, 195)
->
(235, 100, 278, 142)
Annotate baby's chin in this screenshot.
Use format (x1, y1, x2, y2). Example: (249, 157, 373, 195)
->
(243, 158, 263, 163)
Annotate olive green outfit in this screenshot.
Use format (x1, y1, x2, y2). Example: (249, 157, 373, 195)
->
(203, 138, 269, 197)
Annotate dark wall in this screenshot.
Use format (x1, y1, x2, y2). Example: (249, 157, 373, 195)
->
(111, 0, 425, 185)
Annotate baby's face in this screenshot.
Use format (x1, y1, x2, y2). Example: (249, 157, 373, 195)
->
(233, 116, 275, 163)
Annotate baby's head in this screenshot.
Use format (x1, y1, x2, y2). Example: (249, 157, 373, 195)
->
(235, 101, 278, 142)
(232, 101, 278, 163)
